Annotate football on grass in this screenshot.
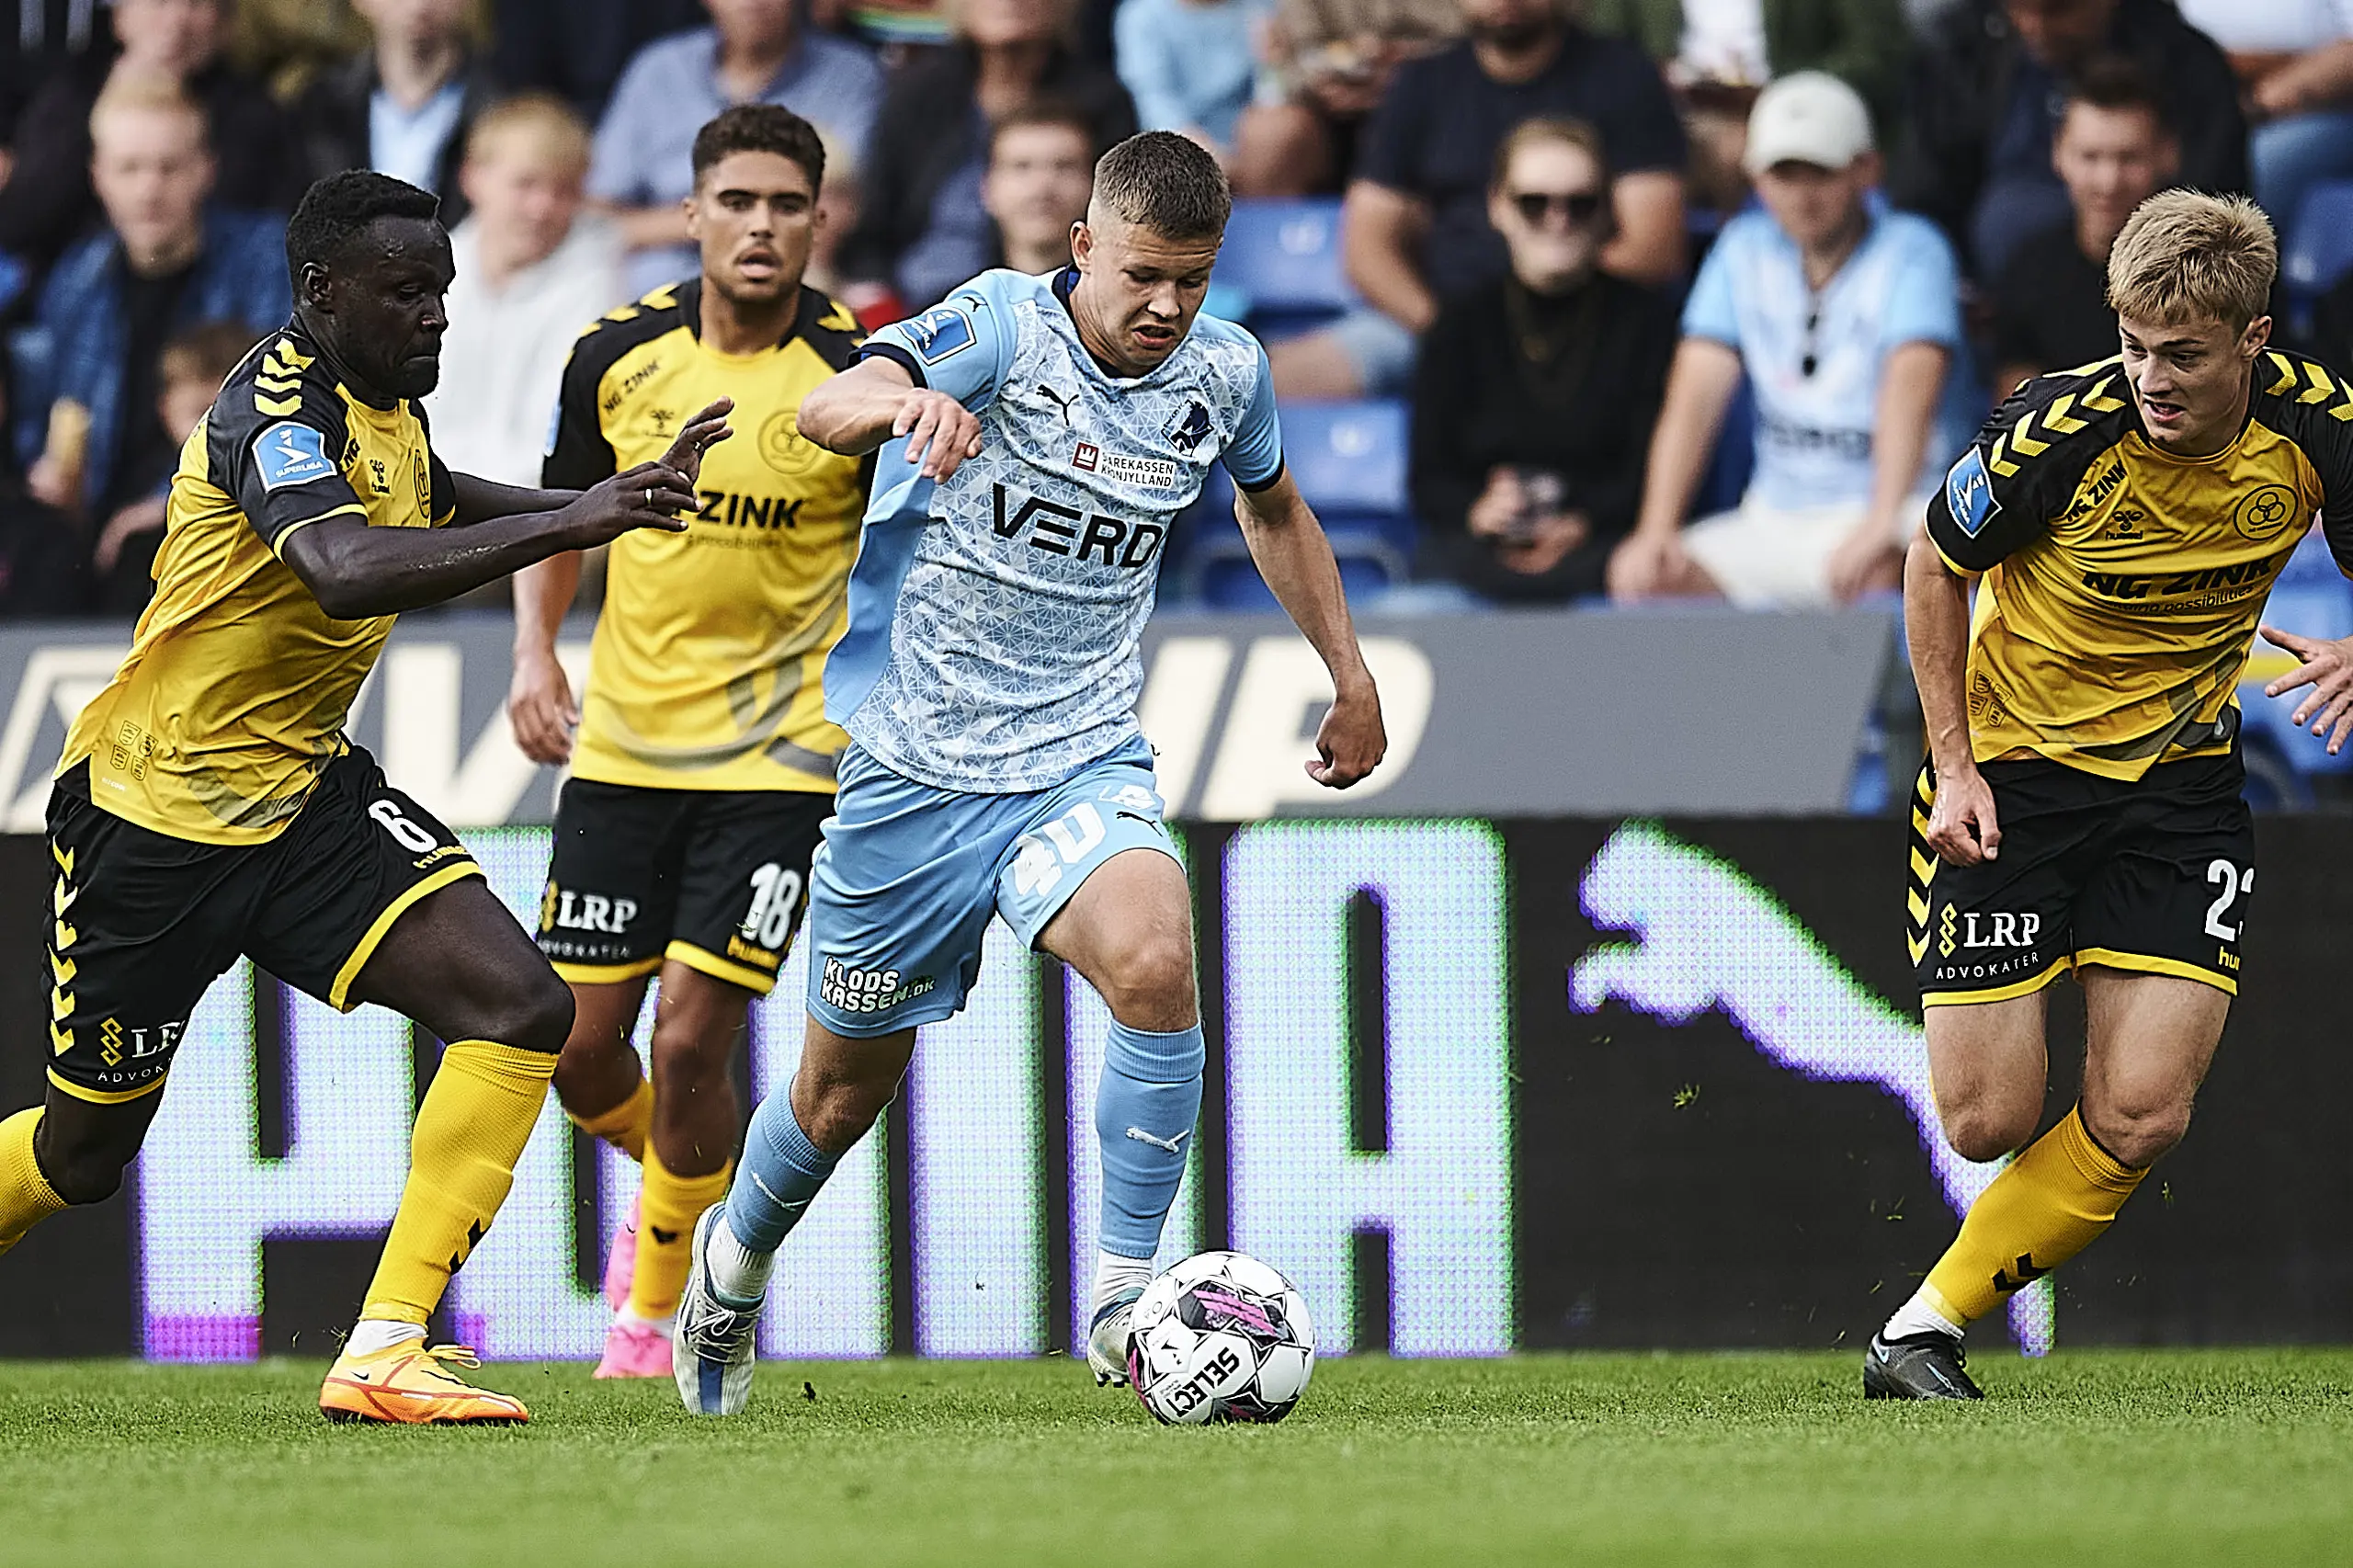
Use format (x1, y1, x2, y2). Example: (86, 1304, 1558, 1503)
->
(1128, 1250, 1315, 1425)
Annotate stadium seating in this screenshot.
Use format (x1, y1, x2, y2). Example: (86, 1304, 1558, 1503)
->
(2280, 180, 2353, 335)
(1213, 199, 1355, 339)
(1177, 399, 1415, 608)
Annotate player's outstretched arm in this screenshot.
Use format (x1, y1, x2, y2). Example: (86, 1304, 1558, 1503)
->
(799, 358, 983, 481)
(280, 462, 696, 620)
(1234, 471, 1385, 789)
(1904, 533, 1999, 865)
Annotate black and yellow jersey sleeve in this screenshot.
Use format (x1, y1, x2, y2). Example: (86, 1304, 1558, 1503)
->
(2249, 349, 2353, 574)
(1927, 359, 2138, 574)
(553, 280, 868, 794)
(59, 322, 450, 845)
(412, 401, 459, 526)
(205, 334, 368, 555)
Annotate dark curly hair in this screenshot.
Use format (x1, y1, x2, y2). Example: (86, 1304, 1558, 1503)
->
(691, 104, 825, 193)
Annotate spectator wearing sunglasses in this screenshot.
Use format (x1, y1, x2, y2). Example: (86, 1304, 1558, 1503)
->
(1410, 117, 1673, 600)
(1609, 72, 1969, 608)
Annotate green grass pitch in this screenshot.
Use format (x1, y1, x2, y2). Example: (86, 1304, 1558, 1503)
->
(2, 1351, 2348, 1566)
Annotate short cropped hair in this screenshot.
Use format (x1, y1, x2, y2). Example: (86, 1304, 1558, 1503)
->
(286, 170, 442, 278)
(690, 104, 824, 194)
(2107, 190, 2277, 331)
(2064, 55, 2172, 135)
(1092, 131, 1229, 241)
(464, 92, 592, 176)
(1490, 115, 1608, 193)
(990, 98, 1096, 161)
(161, 321, 265, 391)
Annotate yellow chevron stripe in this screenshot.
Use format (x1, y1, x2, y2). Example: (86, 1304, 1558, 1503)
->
(600, 304, 640, 324)
(2302, 363, 2336, 404)
(256, 393, 301, 416)
(2008, 409, 2051, 457)
(2040, 392, 2086, 434)
(51, 989, 71, 1022)
(50, 953, 74, 986)
(1907, 891, 1929, 924)
(273, 336, 313, 368)
(50, 1023, 72, 1055)
(818, 301, 858, 333)
(53, 921, 74, 951)
(1915, 771, 1933, 804)
(1907, 935, 1929, 965)
(1910, 847, 1935, 882)
(2081, 376, 2127, 413)
(1988, 433, 2019, 477)
(1911, 809, 1931, 836)
(51, 881, 74, 915)
(256, 373, 299, 393)
(51, 844, 71, 875)
(2335, 398, 2353, 424)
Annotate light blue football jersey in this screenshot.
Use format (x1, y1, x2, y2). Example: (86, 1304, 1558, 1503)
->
(827, 267, 1283, 793)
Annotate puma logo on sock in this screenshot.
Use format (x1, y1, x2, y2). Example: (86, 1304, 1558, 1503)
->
(1124, 1127, 1189, 1154)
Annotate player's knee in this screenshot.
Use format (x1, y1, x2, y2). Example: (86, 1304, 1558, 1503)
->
(1093, 934, 1199, 1030)
(649, 1012, 735, 1087)
(35, 1134, 132, 1207)
(798, 1079, 886, 1154)
(1942, 1101, 2038, 1164)
(2083, 1098, 2188, 1169)
(483, 968, 574, 1057)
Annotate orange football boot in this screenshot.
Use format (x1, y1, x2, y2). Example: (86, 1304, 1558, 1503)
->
(318, 1341, 529, 1426)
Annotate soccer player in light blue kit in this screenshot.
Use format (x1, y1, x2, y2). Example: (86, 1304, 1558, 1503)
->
(669, 131, 1389, 1415)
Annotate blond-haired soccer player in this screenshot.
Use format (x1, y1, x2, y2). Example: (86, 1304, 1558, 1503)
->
(507, 105, 867, 1379)
(1876, 191, 2353, 1398)
(0, 170, 727, 1424)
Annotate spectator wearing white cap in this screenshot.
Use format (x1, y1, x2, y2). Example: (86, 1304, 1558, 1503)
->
(1608, 71, 1971, 609)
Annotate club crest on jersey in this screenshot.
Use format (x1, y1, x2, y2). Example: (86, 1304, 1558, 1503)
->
(1165, 399, 1214, 453)
(1945, 448, 1997, 538)
(903, 303, 976, 365)
(254, 421, 335, 490)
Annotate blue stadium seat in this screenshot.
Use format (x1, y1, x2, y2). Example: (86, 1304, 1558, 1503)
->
(1214, 199, 1354, 336)
(2284, 180, 2353, 301)
(1691, 375, 1756, 518)
(1176, 399, 1414, 606)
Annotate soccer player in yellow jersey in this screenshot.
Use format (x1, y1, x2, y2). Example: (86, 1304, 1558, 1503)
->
(1871, 191, 2353, 1398)
(506, 107, 866, 1378)
(0, 169, 730, 1424)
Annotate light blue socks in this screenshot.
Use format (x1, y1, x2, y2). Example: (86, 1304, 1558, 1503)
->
(1094, 1020, 1205, 1263)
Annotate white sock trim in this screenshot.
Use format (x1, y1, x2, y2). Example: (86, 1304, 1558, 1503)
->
(707, 1215, 775, 1305)
(1092, 1250, 1154, 1319)
(346, 1319, 429, 1358)
(1882, 1290, 1964, 1342)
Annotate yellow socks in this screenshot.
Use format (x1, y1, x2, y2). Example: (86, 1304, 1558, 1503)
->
(629, 1142, 732, 1321)
(569, 1077, 653, 1161)
(360, 1040, 557, 1325)
(0, 1108, 66, 1256)
(1922, 1106, 2144, 1326)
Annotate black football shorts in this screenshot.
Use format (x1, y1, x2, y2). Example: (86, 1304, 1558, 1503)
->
(536, 779, 830, 995)
(44, 745, 480, 1104)
(1908, 749, 2254, 1006)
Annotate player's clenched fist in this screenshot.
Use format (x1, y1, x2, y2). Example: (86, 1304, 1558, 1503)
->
(894, 389, 983, 481)
(1308, 677, 1386, 789)
(1924, 760, 2001, 867)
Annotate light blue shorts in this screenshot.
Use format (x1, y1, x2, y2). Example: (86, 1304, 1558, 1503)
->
(805, 738, 1176, 1037)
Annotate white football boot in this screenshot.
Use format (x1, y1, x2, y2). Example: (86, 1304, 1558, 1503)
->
(1086, 1290, 1143, 1388)
(674, 1206, 762, 1416)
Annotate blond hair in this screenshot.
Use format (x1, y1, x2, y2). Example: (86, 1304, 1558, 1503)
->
(2107, 190, 2277, 330)
(88, 76, 208, 148)
(1490, 116, 1608, 193)
(463, 92, 592, 176)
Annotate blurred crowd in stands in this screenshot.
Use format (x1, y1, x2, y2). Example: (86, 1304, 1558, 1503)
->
(0, 0, 2350, 619)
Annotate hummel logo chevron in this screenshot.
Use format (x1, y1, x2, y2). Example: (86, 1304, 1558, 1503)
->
(1992, 1252, 2050, 1294)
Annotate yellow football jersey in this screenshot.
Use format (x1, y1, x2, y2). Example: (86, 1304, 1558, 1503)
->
(542, 280, 866, 793)
(1926, 350, 2353, 781)
(60, 324, 455, 844)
